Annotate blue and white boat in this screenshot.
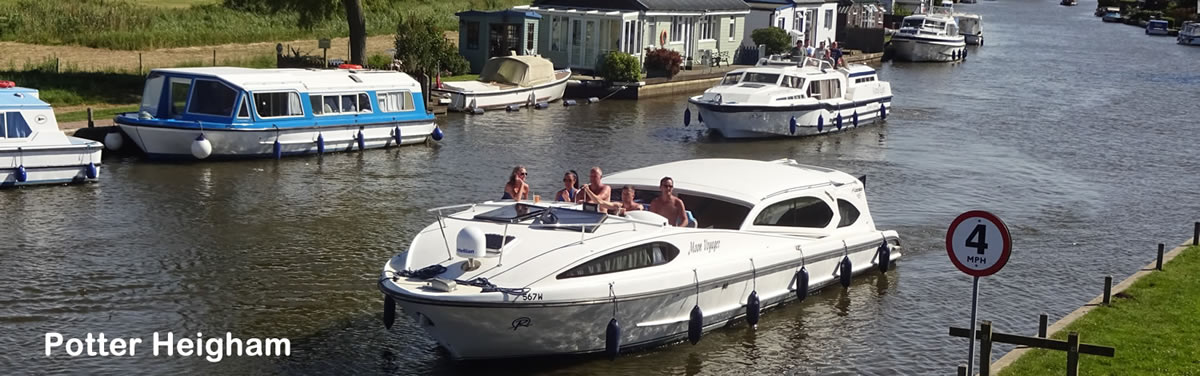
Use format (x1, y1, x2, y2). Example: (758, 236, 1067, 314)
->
(114, 67, 441, 160)
(1, 81, 103, 187)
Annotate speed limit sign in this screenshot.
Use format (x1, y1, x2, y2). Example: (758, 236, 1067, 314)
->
(946, 210, 1012, 277)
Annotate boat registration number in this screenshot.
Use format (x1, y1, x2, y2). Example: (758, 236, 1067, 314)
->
(520, 292, 544, 301)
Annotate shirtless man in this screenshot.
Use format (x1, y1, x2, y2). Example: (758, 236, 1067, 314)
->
(577, 166, 611, 206)
(580, 184, 643, 215)
(650, 177, 689, 227)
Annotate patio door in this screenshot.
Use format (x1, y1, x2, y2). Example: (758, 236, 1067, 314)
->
(584, 20, 596, 68)
(570, 19, 582, 67)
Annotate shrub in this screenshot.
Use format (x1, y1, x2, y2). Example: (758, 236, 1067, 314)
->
(367, 54, 393, 68)
(751, 27, 791, 55)
(644, 48, 682, 78)
(595, 51, 641, 82)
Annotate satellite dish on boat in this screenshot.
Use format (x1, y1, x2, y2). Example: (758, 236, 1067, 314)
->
(457, 226, 489, 270)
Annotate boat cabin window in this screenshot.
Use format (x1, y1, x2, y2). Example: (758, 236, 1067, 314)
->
(187, 79, 238, 117)
(377, 91, 416, 112)
(531, 207, 607, 233)
(719, 73, 743, 85)
(901, 18, 923, 29)
(1, 112, 33, 138)
(237, 97, 250, 119)
(169, 78, 192, 118)
(626, 189, 750, 230)
(311, 93, 371, 115)
(806, 79, 841, 100)
(781, 76, 804, 89)
(853, 76, 876, 84)
(253, 92, 303, 118)
(837, 199, 861, 227)
(753, 196, 834, 228)
(139, 74, 165, 117)
(556, 242, 680, 279)
(743, 72, 781, 85)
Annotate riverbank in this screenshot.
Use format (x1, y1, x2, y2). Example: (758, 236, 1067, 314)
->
(994, 237, 1200, 375)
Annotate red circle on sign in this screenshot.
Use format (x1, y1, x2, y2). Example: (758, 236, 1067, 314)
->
(945, 210, 1011, 277)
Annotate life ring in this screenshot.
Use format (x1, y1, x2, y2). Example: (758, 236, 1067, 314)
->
(660, 30, 668, 46)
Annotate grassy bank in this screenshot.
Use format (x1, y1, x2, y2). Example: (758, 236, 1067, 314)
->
(0, 0, 525, 50)
(998, 245, 1200, 375)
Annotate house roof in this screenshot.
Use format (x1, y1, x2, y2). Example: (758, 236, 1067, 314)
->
(456, 9, 542, 19)
(531, 0, 749, 11)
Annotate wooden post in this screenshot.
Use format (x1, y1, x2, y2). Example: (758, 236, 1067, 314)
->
(1103, 276, 1112, 305)
(213, 50, 217, 66)
(957, 365, 967, 376)
(980, 320, 993, 376)
(87, 108, 94, 128)
(138, 53, 143, 75)
(1193, 221, 1198, 246)
(1157, 243, 1165, 271)
(55, 58, 60, 73)
(1038, 313, 1048, 338)
(1066, 332, 1080, 376)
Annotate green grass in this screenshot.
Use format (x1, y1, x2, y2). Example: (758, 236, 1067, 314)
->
(998, 245, 1200, 376)
(442, 73, 478, 82)
(0, 0, 527, 50)
(56, 105, 140, 123)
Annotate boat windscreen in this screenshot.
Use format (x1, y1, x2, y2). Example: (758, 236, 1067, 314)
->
(901, 19, 923, 28)
(531, 207, 606, 233)
(720, 73, 743, 85)
(473, 203, 547, 223)
(744, 73, 780, 84)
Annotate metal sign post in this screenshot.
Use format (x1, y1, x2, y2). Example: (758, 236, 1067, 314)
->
(946, 210, 1011, 376)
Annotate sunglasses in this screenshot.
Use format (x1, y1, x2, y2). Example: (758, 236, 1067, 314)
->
(518, 172, 528, 177)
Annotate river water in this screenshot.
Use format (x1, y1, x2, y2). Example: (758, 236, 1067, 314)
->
(3, 0, 1199, 374)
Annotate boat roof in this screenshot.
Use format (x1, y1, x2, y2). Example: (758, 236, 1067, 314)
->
(604, 158, 859, 206)
(148, 67, 421, 93)
(0, 86, 50, 109)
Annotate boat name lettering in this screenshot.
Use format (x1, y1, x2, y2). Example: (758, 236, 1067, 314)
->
(689, 240, 721, 254)
(519, 292, 543, 301)
(511, 317, 532, 330)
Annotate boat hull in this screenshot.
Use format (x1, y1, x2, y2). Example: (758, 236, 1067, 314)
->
(964, 34, 983, 45)
(689, 98, 892, 139)
(381, 240, 900, 360)
(1, 138, 102, 186)
(1179, 34, 1200, 45)
(116, 120, 436, 160)
(891, 36, 968, 62)
(435, 78, 569, 112)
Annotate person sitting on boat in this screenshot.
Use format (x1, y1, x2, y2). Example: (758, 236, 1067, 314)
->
(830, 41, 845, 68)
(576, 166, 611, 206)
(650, 177, 689, 227)
(617, 185, 644, 215)
(578, 184, 643, 216)
(502, 166, 529, 201)
(555, 170, 581, 202)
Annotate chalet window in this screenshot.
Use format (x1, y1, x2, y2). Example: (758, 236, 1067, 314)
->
(777, 17, 786, 29)
(526, 23, 536, 52)
(647, 17, 657, 47)
(551, 16, 565, 51)
(728, 17, 736, 41)
(253, 92, 303, 118)
(753, 196, 834, 228)
(670, 16, 683, 42)
(556, 242, 680, 279)
(825, 10, 833, 29)
(187, 79, 238, 117)
(698, 16, 714, 40)
(466, 22, 480, 50)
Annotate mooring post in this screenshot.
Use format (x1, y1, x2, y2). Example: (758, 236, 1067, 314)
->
(1103, 275, 1112, 305)
(1193, 221, 1198, 246)
(138, 53, 143, 75)
(213, 50, 217, 66)
(1066, 332, 1080, 376)
(1157, 243, 1165, 271)
(87, 108, 94, 128)
(1038, 313, 1048, 338)
(957, 365, 967, 376)
(980, 320, 993, 376)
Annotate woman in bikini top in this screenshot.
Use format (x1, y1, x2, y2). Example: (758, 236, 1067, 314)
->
(555, 170, 580, 202)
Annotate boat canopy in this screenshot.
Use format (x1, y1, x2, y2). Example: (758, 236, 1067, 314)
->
(478, 56, 555, 88)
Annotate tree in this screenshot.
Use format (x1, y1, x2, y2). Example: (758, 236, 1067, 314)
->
(224, 0, 366, 65)
(392, 13, 469, 98)
(751, 27, 791, 56)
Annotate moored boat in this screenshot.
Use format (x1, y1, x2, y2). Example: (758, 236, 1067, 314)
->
(114, 67, 440, 160)
(1146, 20, 1170, 36)
(1179, 22, 1200, 45)
(686, 57, 892, 138)
(955, 13, 984, 45)
(1061, 0, 1077, 6)
(432, 55, 570, 112)
(1102, 10, 1122, 22)
(891, 12, 968, 62)
(377, 158, 902, 359)
(0, 81, 103, 187)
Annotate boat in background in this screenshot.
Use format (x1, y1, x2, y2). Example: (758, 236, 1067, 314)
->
(377, 158, 902, 359)
(114, 67, 440, 160)
(1061, 0, 1077, 6)
(432, 55, 570, 112)
(891, 11, 968, 62)
(1102, 10, 1122, 22)
(955, 13, 984, 45)
(1145, 20, 1170, 36)
(1179, 22, 1200, 45)
(0, 81, 102, 187)
(688, 57, 892, 138)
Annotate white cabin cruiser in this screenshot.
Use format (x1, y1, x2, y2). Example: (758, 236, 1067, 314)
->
(686, 57, 892, 138)
(1179, 22, 1200, 45)
(378, 158, 902, 360)
(0, 82, 103, 187)
(892, 12, 968, 62)
(955, 13, 984, 45)
(432, 55, 570, 112)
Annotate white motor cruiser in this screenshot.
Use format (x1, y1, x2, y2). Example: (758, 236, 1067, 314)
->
(0, 81, 103, 186)
(378, 158, 902, 360)
(432, 55, 571, 112)
(686, 57, 892, 138)
(1179, 22, 1200, 46)
(892, 12, 968, 62)
(955, 13, 984, 45)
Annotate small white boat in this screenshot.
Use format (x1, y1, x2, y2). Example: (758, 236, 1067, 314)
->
(955, 13, 984, 46)
(1061, 0, 1077, 6)
(1102, 11, 1122, 23)
(114, 67, 439, 160)
(0, 81, 103, 187)
(892, 11, 968, 62)
(1179, 22, 1200, 45)
(1146, 20, 1170, 36)
(686, 57, 892, 138)
(377, 158, 901, 359)
(432, 56, 570, 112)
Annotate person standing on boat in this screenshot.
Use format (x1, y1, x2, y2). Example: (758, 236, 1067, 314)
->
(830, 41, 844, 68)
(555, 170, 581, 202)
(650, 177, 689, 227)
(503, 166, 530, 201)
(577, 166, 611, 205)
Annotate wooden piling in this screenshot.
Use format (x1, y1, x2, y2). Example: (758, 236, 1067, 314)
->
(1103, 275, 1112, 305)
(980, 321, 993, 376)
(213, 50, 217, 66)
(1193, 222, 1198, 246)
(1038, 313, 1048, 338)
(138, 53, 143, 75)
(87, 108, 94, 128)
(957, 365, 967, 376)
(1157, 243, 1165, 271)
(1066, 332, 1080, 376)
